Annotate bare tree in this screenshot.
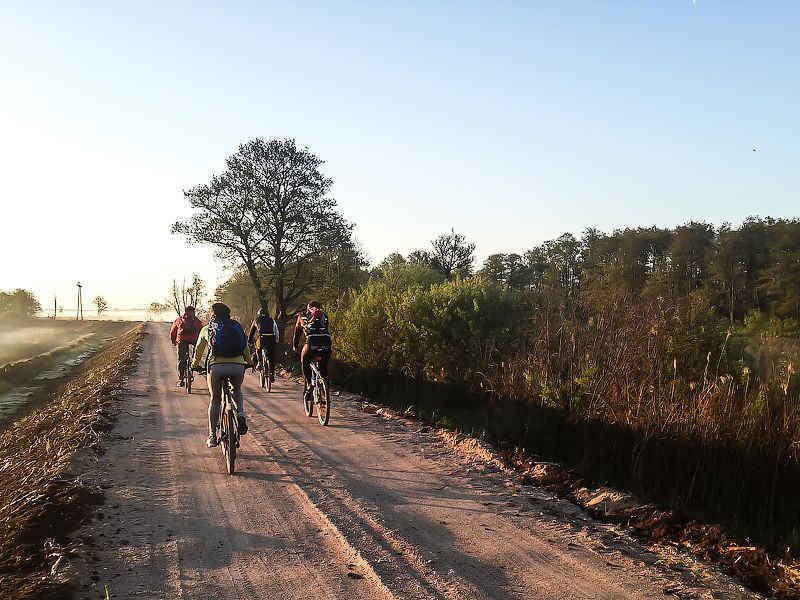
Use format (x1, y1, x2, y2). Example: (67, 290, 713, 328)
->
(169, 279, 187, 315)
(93, 295, 108, 315)
(187, 275, 205, 309)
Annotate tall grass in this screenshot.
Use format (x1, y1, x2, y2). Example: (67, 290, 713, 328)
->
(332, 277, 800, 549)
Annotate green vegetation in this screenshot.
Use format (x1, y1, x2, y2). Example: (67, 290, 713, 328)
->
(0, 288, 40, 317)
(329, 219, 800, 551)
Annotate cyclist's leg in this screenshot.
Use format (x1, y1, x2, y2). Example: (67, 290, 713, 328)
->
(300, 346, 313, 394)
(177, 342, 188, 380)
(207, 366, 223, 438)
(214, 362, 247, 433)
(212, 364, 246, 414)
(319, 347, 332, 381)
(230, 364, 246, 417)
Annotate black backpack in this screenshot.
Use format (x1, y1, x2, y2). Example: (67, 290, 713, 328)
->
(305, 308, 330, 341)
(256, 315, 276, 337)
(209, 318, 247, 357)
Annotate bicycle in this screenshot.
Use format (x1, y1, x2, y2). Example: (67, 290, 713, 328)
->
(303, 349, 330, 426)
(183, 344, 195, 394)
(195, 368, 239, 475)
(258, 347, 273, 392)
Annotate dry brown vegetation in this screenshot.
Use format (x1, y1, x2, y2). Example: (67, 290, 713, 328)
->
(0, 325, 144, 599)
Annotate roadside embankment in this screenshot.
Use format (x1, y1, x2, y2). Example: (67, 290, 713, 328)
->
(0, 321, 133, 428)
(0, 324, 144, 600)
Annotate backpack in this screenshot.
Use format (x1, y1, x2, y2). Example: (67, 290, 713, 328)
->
(304, 308, 330, 342)
(209, 318, 247, 357)
(178, 315, 199, 337)
(256, 315, 276, 337)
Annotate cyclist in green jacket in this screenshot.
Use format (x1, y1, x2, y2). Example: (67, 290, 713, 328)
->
(192, 303, 252, 447)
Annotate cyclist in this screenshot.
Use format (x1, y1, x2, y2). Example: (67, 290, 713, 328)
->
(292, 301, 331, 405)
(191, 302, 252, 447)
(169, 306, 202, 387)
(248, 305, 280, 383)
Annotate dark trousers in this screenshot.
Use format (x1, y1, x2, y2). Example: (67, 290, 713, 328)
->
(177, 341, 194, 380)
(254, 336, 277, 376)
(301, 345, 331, 391)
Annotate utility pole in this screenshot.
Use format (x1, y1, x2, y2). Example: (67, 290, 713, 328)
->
(76, 282, 83, 320)
(54, 294, 57, 320)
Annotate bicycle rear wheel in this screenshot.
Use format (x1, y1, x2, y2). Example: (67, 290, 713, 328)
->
(224, 409, 236, 475)
(317, 377, 330, 426)
(266, 359, 273, 393)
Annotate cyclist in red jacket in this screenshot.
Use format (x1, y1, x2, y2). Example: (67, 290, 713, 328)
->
(170, 306, 203, 387)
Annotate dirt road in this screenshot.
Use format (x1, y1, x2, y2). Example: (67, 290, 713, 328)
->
(71, 324, 757, 599)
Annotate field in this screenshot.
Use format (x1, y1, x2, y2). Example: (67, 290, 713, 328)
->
(0, 318, 135, 426)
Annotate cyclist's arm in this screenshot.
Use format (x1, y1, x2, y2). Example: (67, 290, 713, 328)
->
(192, 327, 209, 369)
(170, 319, 178, 344)
(248, 320, 257, 345)
(242, 343, 253, 366)
(273, 320, 280, 344)
(292, 316, 303, 350)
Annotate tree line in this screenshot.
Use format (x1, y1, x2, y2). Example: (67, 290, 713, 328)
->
(182, 138, 799, 330)
(476, 219, 800, 322)
(0, 289, 40, 317)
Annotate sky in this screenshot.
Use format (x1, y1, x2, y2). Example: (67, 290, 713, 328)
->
(1, 1, 798, 310)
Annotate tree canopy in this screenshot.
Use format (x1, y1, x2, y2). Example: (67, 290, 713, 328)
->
(173, 138, 364, 328)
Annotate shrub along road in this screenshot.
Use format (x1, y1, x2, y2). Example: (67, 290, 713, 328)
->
(70, 324, 758, 599)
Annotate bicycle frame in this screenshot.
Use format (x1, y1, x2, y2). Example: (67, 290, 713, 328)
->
(310, 358, 322, 388)
(218, 377, 239, 475)
(308, 353, 330, 426)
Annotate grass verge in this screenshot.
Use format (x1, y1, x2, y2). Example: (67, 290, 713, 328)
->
(0, 325, 144, 599)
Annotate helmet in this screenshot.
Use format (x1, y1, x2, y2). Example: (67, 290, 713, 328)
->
(257, 307, 268, 316)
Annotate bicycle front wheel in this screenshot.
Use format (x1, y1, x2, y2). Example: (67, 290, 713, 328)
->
(225, 410, 236, 475)
(317, 377, 330, 426)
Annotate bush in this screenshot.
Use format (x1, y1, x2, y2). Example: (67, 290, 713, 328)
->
(334, 275, 521, 384)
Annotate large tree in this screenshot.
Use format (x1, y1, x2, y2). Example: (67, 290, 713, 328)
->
(173, 138, 359, 331)
(430, 229, 476, 279)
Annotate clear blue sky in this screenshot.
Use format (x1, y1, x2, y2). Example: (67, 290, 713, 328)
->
(1, 1, 798, 309)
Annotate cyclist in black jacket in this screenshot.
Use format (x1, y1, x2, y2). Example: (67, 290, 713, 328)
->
(248, 306, 280, 383)
(292, 301, 331, 404)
